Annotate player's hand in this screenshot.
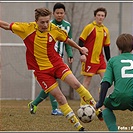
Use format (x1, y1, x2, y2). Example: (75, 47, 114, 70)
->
(80, 55, 86, 62)
(80, 47, 88, 56)
(68, 57, 73, 64)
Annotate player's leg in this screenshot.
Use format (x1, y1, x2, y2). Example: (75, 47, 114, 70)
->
(49, 93, 63, 115)
(102, 92, 133, 131)
(28, 89, 49, 114)
(80, 62, 103, 120)
(49, 78, 63, 115)
(64, 73, 103, 121)
(50, 86, 86, 131)
(80, 75, 92, 106)
(102, 95, 119, 131)
(102, 108, 118, 131)
(34, 70, 86, 131)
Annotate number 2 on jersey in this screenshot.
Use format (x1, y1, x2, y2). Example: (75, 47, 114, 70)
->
(121, 60, 133, 78)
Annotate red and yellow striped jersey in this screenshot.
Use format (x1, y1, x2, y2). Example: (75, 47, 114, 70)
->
(79, 21, 110, 64)
(10, 22, 68, 71)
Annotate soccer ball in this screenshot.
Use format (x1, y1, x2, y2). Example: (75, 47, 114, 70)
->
(77, 104, 96, 123)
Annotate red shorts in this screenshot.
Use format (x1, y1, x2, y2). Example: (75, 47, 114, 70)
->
(34, 63, 72, 93)
(81, 58, 106, 76)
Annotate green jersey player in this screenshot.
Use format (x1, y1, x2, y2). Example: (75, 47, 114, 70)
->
(95, 33, 133, 131)
(28, 3, 73, 115)
(51, 17, 73, 60)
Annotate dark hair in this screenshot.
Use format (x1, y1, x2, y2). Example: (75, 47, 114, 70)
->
(35, 7, 52, 20)
(116, 33, 133, 53)
(53, 3, 65, 12)
(94, 7, 107, 17)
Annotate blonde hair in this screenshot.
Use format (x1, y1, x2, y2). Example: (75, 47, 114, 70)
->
(35, 7, 52, 21)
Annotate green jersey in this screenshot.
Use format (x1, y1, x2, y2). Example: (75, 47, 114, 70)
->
(103, 53, 133, 93)
(102, 53, 133, 110)
(51, 19, 73, 58)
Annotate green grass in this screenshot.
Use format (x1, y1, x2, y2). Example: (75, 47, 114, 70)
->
(0, 100, 132, 131)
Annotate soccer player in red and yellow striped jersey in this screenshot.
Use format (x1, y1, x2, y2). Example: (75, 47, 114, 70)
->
(0, 7, 102, 131)
(28, 3, 74, 116)
(79, 7, 111, 107)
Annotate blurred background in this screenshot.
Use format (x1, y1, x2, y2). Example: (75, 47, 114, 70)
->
(1, 2, 133, 101)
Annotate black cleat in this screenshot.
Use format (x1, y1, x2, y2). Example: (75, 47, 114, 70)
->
(79, 127, 88, 131)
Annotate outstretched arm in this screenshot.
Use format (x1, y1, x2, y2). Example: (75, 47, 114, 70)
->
(0, 20, 10, 30)
(65, 38, 88, 56)
(95, 81, 111, 109)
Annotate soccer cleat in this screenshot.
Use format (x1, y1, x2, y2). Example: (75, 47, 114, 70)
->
(28, 101, 37, 114)
(51, 109, 63, 116)
(97, 109, 103, 121)
(79, 127, 88, 131)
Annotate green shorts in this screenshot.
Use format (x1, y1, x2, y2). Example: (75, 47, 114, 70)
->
(104, 92, 133, 111)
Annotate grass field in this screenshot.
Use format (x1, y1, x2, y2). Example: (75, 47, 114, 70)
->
(0, 99, 133, 131)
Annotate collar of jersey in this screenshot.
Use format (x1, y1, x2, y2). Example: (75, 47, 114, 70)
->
(93, 21, 104, 27)
(54, 19, 63, 25)
(35, 22, 51, 32)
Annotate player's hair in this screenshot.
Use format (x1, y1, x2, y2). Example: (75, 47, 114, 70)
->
(94, 7, 107, 17)
(35, 8, 52, 20)
(116, 33, 133, 53)
(53, 2, 65, 12)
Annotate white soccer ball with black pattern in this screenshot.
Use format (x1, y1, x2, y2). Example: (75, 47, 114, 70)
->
(77, 104, 96, 123)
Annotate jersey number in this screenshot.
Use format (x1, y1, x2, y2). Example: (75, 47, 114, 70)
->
(121, 60, 133, 78)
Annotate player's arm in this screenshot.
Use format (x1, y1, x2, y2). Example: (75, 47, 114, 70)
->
(78, 39, 84, 55)
(78, 38, 87, 62)
(65, 38, 88, 56)
(65, 43, 73, 58)
(65, 27, 73, 58)
(65, 44, 73, 64)
(95, 81, 111, 109)
(0, 20, 10, 30)
(104, 46, 111, 61)
(65, 25, 74, 63)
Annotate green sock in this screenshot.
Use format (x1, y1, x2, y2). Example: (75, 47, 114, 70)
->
(32, 89, 49, 106)
(103, 108, 118, 131)
(49, 93, 58, 110)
